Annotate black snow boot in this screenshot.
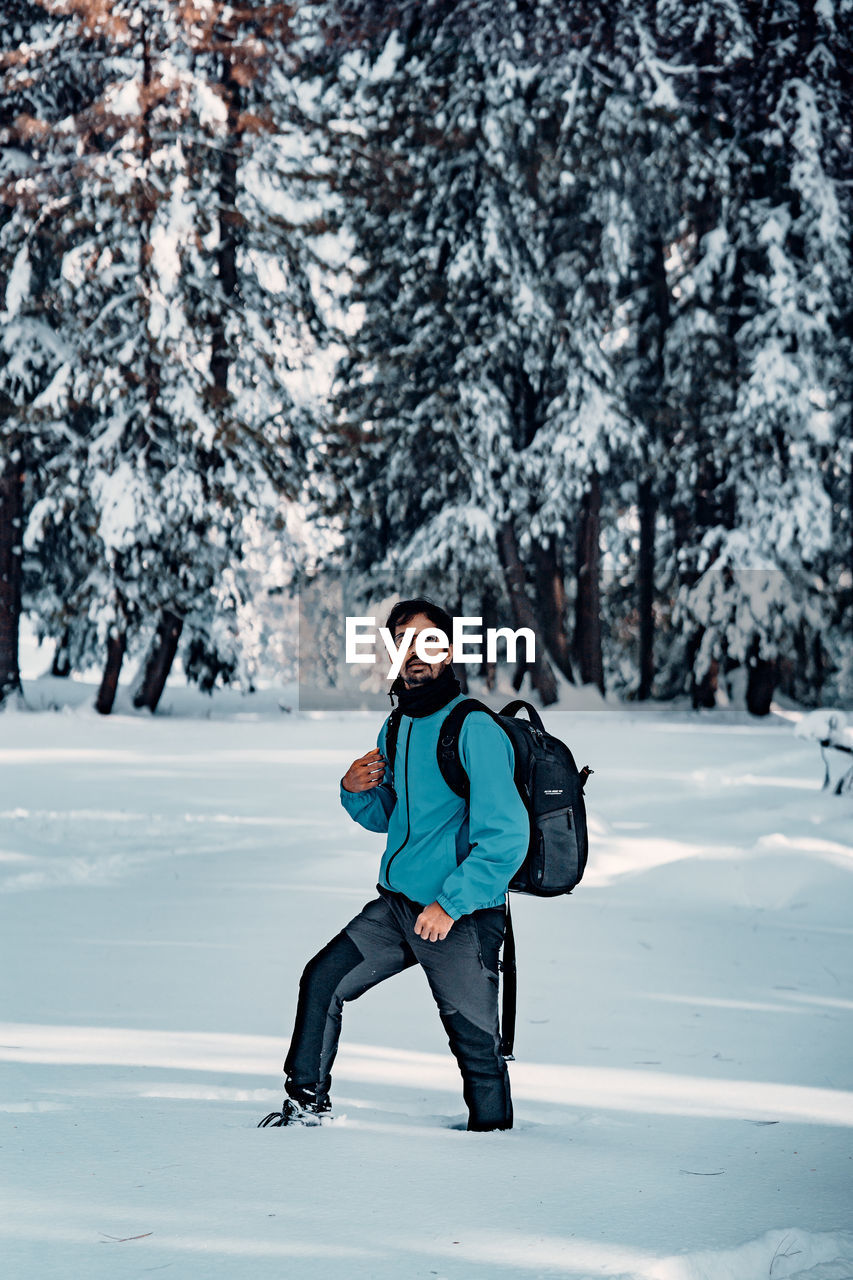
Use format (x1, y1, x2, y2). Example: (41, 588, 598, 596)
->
(257, 1099, 329, 1127)
(257, 1082, 332, 1128)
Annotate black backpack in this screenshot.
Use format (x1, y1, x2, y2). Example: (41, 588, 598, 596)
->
(384, 697, 593, 1056)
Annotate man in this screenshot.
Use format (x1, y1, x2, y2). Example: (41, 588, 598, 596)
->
(259, 597, 529, 1132)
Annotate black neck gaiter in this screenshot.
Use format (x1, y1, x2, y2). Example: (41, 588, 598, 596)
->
(390, 664, 461, 718)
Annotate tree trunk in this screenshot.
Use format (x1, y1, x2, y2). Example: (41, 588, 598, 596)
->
(573, 472, 605, 693)
(139, 28, 161, 443)
(0, 441, 23, 703)
(637, 475, 655, 699)
(211, 54, 241, 400)
(687, 626, 717, 708)
(95, 629, 127, 715)
(746, 634, 777, 716)
(133, 609, 183, 712)
(478, 586, 498, 691)
(746, 660, 776, 716)
(496, 520, 558, 705)
(624, 202, 668, 694)
(531, 537, 574, 683)
(812, 631, 825, 700)
(849, 425, 853, 632)
(451, 598, 468, 693)
(692, 658, 719, 709)
(51, 630, 72, 678)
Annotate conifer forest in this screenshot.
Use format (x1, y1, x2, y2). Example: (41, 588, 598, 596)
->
(1, 0, 851, 715)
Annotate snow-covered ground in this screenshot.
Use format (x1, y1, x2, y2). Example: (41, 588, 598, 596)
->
(2, 676, 852, 1280)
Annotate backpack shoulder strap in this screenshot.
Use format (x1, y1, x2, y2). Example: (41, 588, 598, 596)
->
(436, 698, 505, 799)
(498, 699, 545, 731)
(383, 708, 403, 786)
(500, 898, 517, 1059)
(436, 701, 521, 1061)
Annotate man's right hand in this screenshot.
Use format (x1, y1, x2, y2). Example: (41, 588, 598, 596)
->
(342, 748, 387, 793)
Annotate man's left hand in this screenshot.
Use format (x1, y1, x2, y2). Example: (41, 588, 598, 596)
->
(414, 902, 454, 942)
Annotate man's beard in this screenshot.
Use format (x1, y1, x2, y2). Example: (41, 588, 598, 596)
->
(392, 662, 459, 715)
(403, 659, 438, 687)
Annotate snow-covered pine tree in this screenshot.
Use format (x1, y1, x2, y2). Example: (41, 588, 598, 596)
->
(308, 0, 641, 703)
(0, 0, 111, 703)
(515, 5, 647, 697)
(585, 2, 753, 704)
(670, 0, 853, 713)
(305, 1, 539, 686)
(4, 1, 327, 709)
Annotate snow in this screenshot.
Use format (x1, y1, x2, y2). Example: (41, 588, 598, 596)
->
(371, 30, 405, 82)
(105, 80, 140, 117)
(89, 460, 143, 552)
(60, 243, 90, 288)
(30, 361, 71, 412)
(787, 81, 841, 248)
(195, 81, 228, 128)
(150, 221, 182, 295)
(3, 245, 31, 318)
(241, 158, 326, 228)
(795, 709, 853, 750)
(150, 170, 193, 297)
(1, 683, 851, 1279)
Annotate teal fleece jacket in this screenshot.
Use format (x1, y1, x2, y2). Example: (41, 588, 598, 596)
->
(339, 692, 529, 919)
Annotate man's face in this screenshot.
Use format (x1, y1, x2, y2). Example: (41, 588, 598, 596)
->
(393, 612, 453, 688)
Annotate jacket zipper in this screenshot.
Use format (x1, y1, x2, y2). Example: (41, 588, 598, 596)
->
(385, 719, 413, 890)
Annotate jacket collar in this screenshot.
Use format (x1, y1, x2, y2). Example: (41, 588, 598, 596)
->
(389, 665, 461, 719)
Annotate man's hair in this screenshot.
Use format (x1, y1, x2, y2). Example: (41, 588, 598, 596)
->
(385, 597, 454, 641)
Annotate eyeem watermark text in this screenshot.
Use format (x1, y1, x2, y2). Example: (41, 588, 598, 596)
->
(345, 617, 536, 680)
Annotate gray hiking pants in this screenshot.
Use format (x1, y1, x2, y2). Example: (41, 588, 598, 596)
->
(284, 886, 511, 1131)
